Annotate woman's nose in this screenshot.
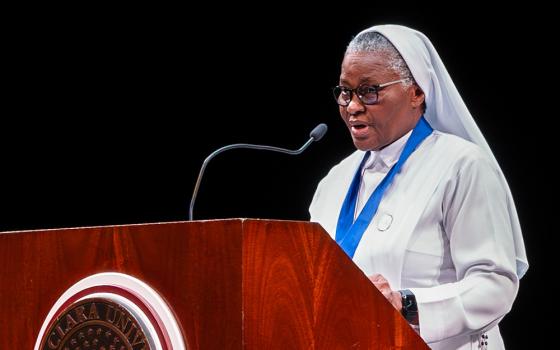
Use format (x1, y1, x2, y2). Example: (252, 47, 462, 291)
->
(346, 94, 365, 114)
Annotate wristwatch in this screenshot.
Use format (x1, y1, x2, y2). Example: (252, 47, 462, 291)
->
(399, 289, 419, 325)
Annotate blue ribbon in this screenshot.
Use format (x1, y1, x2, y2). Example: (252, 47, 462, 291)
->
(335, 116, 433, 258)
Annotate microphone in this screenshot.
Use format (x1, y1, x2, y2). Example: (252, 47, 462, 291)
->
(189, 123, 328, 220)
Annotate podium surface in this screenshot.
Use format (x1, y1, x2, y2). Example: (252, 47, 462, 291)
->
(0, 219, 428, 349)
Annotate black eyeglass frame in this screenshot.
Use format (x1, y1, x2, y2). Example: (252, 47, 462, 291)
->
(333, 78, 407, 106)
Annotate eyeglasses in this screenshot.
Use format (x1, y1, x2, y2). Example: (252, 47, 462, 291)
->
(333, 79, 407, 106)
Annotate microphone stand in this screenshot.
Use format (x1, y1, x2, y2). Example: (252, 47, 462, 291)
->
(189, 124, 327, 220)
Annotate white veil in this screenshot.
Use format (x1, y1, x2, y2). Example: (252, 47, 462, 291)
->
(358, 24, 528, 278)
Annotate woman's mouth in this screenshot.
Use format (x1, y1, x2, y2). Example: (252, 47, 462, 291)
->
(350, 122, 371, 139)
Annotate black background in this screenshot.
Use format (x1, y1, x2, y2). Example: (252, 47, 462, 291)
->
(2, 5, 553, 348)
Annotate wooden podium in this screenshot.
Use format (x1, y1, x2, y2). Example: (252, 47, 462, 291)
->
(0, 219, 428, 349)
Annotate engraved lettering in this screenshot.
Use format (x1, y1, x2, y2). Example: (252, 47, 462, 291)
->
(105, 305, 118, 323)
(125, 323, 137, 339)
(115, 312, 131, 333)
(47, 332, 60, 349)
(64, 314, 77, 333)
(88, 302, 100, 319)
(131, 329, 146, 347)
(74, 305, 88, 323)
(55, 325, 66, 338)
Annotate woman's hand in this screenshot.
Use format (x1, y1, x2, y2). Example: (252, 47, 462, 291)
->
(368, 273, 402, 311)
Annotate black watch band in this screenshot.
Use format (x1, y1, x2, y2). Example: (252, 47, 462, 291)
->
(399, 289, 419, 325)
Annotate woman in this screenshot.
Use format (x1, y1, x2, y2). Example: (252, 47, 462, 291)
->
(309, 25, 528, 349)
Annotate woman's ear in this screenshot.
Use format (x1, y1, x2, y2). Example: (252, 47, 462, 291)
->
(410, 85, 425, 109)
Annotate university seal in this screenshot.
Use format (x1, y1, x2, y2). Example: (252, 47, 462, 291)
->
(40, 298, 152, 350)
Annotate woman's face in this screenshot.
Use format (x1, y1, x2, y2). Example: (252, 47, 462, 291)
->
(338, 52, 424, 151)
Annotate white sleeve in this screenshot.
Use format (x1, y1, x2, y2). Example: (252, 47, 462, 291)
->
(409, 154, 519, 343)
(309, 176, 325, 222)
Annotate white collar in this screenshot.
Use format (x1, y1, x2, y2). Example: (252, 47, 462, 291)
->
(365, 129, 412, 169)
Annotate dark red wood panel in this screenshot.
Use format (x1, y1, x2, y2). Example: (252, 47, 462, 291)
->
(242, 220, 428, 349)
(0, 220, 242, 349)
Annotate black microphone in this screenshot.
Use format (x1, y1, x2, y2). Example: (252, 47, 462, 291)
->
(189, 123, 328, 220)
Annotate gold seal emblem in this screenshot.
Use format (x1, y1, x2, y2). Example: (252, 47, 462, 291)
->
(40, 298, 152, 350)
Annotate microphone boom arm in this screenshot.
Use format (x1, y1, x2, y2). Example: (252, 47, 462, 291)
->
(189, 123, 327, 220)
